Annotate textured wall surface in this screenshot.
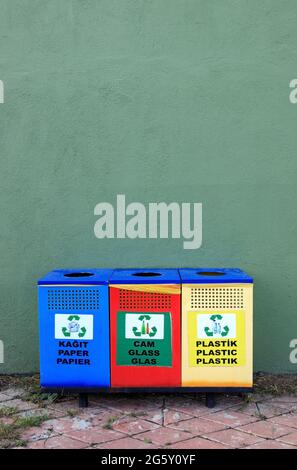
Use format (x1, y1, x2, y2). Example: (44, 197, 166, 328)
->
(0, 1, 297, 373)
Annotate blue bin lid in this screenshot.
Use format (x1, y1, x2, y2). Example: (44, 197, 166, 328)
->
(38, 269, 114, 285)
(179, 268, 253, 284)
(110, 268, 180, 284)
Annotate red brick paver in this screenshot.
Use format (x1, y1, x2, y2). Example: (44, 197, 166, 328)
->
(204, 428, 264, 448)
(278, 431, 297, 446)
(99, 396, 164, 414)
(137, 426, 191, 446)
(95, 436, 157, 449)
(142, 408, 164, 424)
(269, 413, 297, 429)
(236, 420, 294, 439)
(229, 401, 259, 416)
(20, 425, 58, 442)
(168, 437, 230, 449)
(26, 436, 88, 449)
(164, 397, 211, 417)
(168, 416, 227, 435)
(256, 401, 297, 418)
(245, 440, 297, 449)
(0, 398, 37, 412)
(64, 426, 124, 444)
(1, 385, 297, 450)
(44, 416, 93, 434)
(112, 418, 159, 435)
(163, 408, 193, 426)
(203, 409, 258, 427)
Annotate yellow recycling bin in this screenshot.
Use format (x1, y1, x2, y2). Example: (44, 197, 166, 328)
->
(179, 268, 253, 390)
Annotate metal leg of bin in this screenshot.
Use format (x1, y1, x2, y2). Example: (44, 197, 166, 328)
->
(79, 393, 89, 408)
(205, 392, 216, 408)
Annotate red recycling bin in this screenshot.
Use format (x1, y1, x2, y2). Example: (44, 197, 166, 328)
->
(109, 269, 181, 388)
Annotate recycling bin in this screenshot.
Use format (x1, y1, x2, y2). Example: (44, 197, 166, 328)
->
(179, 268, 253, 389)
(109, 269, 181, 388)
(38, 269, 113, 388)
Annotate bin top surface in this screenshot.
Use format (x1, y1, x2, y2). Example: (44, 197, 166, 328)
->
(110, 268, 180, 284)
(179, 268, 253, 283)
(38, 269, 113, 285)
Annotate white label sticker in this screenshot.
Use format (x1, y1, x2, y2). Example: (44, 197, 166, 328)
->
(55, 314, 93, 340)
(197, 313, 236, 339)
(125, 313, 164, 340)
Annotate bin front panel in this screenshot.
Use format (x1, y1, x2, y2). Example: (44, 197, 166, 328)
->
(181, 283, 253, 388)
(39, 284, 110, 388)
(110, 284, 181, 387)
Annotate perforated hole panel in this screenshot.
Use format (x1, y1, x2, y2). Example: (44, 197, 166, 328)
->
(190, 287, 244, 309)
(47, 288, 100, 311)
(119, 289, 172, 310)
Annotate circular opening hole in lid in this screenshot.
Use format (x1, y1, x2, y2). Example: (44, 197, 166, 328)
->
(197, 271, 225, 276)
(64, 272, 94, 278)
(132, 272, 161, 277)
(196, 271, 225, 276)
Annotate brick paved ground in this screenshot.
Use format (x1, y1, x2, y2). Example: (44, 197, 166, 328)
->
(1, 385, 297, 449)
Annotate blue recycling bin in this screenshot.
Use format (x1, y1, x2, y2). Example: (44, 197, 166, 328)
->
(38, 269, 113, 388)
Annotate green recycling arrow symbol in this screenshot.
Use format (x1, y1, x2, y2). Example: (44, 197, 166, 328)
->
(132, 326, 142, 337)
(221, 325, 229, 337)
(204, 326, 213, 337)
(204, 315, 230, 337)
(78, 327, 86, 338)
(138, 314, 151, 321)
(132, 314, 157, 337)
(61, 315, 87, 338)
(68, 315, 80, 321)
(62, 327, 71, 337)
(149, 326, 157, 337)
(210, 314, 223, 321)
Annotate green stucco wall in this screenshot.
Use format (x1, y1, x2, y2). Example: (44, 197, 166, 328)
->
(0, 0, 296, 374)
